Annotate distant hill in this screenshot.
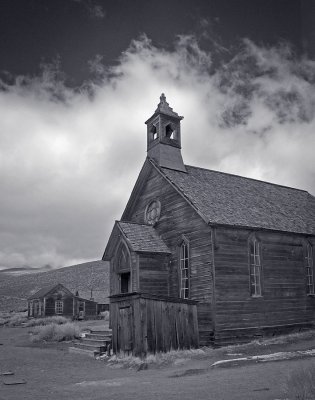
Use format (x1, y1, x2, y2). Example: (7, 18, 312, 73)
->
(0, 260, 109, 312)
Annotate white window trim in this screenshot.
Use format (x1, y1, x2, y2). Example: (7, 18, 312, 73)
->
(305, 243, 314, 295)
(55, 300, 64, 314)
(249, 238, 262, 297)
(179, 239, 190, 299)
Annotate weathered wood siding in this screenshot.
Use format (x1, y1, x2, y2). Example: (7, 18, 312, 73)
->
(45, 297, 55, 316)
(83, 299, 98, 317)
(124, 166, 214, 342)
(43, 295, 74, 317)
(214, 227, 315, 344)
(138, 253, 169, 296)
(110, 293, 199, 356)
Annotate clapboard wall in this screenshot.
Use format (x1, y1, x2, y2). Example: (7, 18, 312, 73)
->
(213, 227, 315, 344)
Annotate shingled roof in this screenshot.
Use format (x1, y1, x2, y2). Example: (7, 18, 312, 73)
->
(118, 221, 171, 253)
(27, 283, 72, 300)
(155, 163, 315, 235)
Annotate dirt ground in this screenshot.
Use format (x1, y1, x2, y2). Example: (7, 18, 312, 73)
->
(1, 325, 315, 400)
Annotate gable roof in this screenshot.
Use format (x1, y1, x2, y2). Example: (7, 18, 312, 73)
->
(118, 221, 171, 253)
(149, 161, 315, 235)
(27, 283, 72, 300)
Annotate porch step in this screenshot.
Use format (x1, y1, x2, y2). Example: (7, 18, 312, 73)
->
(79, 337, 111, 347)
(85, 332, 112, 340)
(70, 329, 112, 356)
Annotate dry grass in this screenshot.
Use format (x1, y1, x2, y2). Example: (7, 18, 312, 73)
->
(285, 363, 315, 399)
(30, 322, 81, 342)
(0, 311, 28, 327)
(103, 348, 205, 369)
(25, 316, 68, 327)
(224, 329, 315, 353)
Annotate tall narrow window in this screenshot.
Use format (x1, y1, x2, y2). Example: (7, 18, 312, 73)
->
(249, 238, 262, 296)
(120, 272, 131, 294)
(305, 243, 314, 295)
(179, 240, 189, 299)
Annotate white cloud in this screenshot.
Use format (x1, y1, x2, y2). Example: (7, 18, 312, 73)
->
(0, 36, 314, 269)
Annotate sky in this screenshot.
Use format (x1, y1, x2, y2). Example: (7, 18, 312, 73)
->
(0, 0, 315, 271)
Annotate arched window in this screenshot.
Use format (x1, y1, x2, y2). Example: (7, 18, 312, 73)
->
(179, 238, 190, 299)
(305, 243, 314, 295)
(249, 236, 262, 297)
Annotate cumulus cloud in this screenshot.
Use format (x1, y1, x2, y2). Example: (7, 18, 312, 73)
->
(0, 35, 314, 269)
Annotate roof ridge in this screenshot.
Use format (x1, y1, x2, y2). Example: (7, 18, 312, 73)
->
(119, 220, 149, 227)
(184, 164, 309, 193)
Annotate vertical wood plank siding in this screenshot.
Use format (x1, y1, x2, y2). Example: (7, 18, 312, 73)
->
(214, 228, 315, 344)
(110, 294, 199, 356)
(124, 167, 214, 342)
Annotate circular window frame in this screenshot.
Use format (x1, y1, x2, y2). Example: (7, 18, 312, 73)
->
(144, 199, 161, 226)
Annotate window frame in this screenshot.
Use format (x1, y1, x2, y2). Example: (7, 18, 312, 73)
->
(179, 236, 190, 300)
(305, 242, 314, 296)
(248, 235, 263, 298)
(144, 199, 161, 226)
(114, 241, 132, 294)
(120, 272, 131, 294)
(55, 300, 64, 315)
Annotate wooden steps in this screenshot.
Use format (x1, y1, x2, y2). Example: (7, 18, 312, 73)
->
(70, 329, 112, 356)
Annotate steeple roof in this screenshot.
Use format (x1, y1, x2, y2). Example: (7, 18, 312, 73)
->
(145, 93, 183, 123)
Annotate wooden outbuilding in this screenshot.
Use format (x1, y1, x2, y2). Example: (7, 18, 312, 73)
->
(27, 283, 98, 319)
(103, 94, 315, 354)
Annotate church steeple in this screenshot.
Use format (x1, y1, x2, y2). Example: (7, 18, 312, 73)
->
(145, 94, 186, 172)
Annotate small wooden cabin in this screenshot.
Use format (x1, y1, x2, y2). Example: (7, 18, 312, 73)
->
(27, 283, 98, 319)
(103, 94, 315, 354)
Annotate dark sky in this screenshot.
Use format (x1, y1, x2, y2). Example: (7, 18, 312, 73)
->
(0, 0, 312, 86)
(0, 0, 315, 270)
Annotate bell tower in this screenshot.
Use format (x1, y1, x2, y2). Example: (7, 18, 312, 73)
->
(145, 94, 186, 173)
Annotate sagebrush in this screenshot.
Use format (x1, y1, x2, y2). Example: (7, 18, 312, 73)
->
(31, 322, 81, 342)
(0, 312, 28, 327)
(25, 316, 68, 327)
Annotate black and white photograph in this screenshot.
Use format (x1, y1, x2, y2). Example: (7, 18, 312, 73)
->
(0, 1, 315, 399)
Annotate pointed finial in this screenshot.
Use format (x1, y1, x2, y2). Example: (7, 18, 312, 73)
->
(149, 92, 183, 120)
(160, 93, 166, 103)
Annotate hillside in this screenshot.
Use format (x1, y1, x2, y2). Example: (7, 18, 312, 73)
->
(0, 260, 109, 312)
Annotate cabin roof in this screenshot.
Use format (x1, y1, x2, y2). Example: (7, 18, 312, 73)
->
(118, 221, 171, 253)
(154, 162, 315, 235)
(27, 283, 71, 300)
(75, 290, 109, 304)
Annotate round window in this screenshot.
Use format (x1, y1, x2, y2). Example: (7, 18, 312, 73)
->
(145, 200, 161, 225)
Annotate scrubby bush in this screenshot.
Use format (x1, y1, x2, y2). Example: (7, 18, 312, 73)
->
(31, 322, 81, 342)
(7, 315, 28, 326)
(25, 316, 68, 327)
(99, 311, 109, 321)
(285, 363, 315, 399)
(0, 312, 29, 327)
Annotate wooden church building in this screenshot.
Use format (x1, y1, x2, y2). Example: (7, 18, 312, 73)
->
(103, 94, 315, 355)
